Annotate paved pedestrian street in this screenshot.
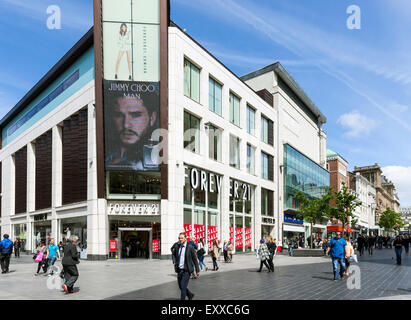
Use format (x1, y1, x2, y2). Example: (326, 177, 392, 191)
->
(2, 249, 411, 300)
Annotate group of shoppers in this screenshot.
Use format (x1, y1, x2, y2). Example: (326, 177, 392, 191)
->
(257, 236, 276, 272)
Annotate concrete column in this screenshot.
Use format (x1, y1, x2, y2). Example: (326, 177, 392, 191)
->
(1, 156, 15, 236)
(86, 103, 107, 260)
(51, 125, 63, 242)
(27, 142, 36, 213)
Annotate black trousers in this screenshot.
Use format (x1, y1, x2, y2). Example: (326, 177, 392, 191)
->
(0, 254, 11, 272)
(14, 248, 20, 258)
(268, 253, 274, 271)
(259, 259, 271, 272)
(177, 269, 193, 300)
(63, 265, 79, 291)
(36, 260, 48, 274)
(223, 251, 228, 262)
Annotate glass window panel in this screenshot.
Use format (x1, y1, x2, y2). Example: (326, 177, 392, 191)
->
(184, 167, 192, 205)
(184, 208, 192, 225)
(184, 60, 190, 97)
(191, 63, 200, 102)
(195, 210, 205, 225)
(214, 82, 222, 115)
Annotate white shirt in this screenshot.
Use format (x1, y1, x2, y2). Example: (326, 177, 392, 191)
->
(178, 244, 186, 269)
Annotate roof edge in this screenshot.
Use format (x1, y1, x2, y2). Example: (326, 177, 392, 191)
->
(0, 27, 94, 129)
(240, 62, 327, 124)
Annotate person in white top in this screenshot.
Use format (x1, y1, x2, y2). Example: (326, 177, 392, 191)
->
(115, 23, 132, 80)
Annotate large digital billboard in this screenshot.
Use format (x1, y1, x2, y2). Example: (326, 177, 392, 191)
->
(102, 0, 160, 171)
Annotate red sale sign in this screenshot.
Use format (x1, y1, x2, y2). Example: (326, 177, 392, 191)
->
(109, 240, 117, 252)
(229, 227, 233, 244)
(183, 224, 192, 238)
(244, 228, 251, 247)
(207, 226, 218, 249)
(152, 240, 159, 253)
(194, 224, 205, 243)
(235, 227, 243, 248)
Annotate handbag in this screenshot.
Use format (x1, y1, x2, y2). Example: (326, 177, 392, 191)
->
(349, 254, 358, 263)
(197, 248, 205, 257)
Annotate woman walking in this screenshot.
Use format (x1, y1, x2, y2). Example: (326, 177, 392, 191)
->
(266, 236, 276, 272)
(210, 240, 220, 271)
(344, 236, 354, 276)
(394, 235, 403, 265)
(322, 238, 328, 256)
(197, 238, 207, 272)
(227, 241, 233, 262)
(257, 239, 272, 273)
(34, 241, 48, 276)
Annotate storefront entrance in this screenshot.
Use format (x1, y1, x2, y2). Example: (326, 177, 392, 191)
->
(118, 228, 152, 259)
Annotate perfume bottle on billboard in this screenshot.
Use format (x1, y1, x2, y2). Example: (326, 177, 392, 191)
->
(143, 139, 160, 170)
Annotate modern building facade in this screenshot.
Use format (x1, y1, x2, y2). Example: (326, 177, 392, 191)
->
(241, 64, 329, 245)
(0, 0, 328, 258)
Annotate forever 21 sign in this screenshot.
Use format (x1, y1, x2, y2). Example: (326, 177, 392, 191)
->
(185, 165, 252, 200)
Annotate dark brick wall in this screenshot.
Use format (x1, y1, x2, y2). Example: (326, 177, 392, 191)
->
(62, 108, 88, 205)
(15, 146, 27, 214)
(35, 131, 52, 210)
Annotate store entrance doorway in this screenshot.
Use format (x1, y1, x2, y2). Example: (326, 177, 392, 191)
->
(118, 228, 152, 259)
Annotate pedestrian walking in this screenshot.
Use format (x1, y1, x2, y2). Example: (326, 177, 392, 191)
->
(196, 238, 207, 272)
(46, 238, 61, 276)
(394, 235, 403, 265)
(223, 240, 228, 263)
(227, 241, 233, 262)
(62, 235, 80, 294)
(344, 236, 354, 276)
(171, 232, 200, 300)
(257, 239, 272, 273)
(322, 238, 328, 255)
(0, 234, 13, 274)
(210, 240, 220, 271)
(367, 236, 374, 255)
(13, 239, 21, 258)
(326, 232, 347, 281)
(288, 238, 294, 256)
(357, 235, 365, 256)
(403, 235, 409, 255)
(34, 241, 48, 276)
(266, 236, 276, 272)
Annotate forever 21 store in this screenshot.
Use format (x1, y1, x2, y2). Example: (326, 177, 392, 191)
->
(0, 0, 283, 259)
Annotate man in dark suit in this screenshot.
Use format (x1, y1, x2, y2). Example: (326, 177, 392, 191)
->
(62, 235, 80, 294)
(171, 232, 200, 300)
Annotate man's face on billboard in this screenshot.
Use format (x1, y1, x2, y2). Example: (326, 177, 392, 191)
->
(113, 96, 157, 146)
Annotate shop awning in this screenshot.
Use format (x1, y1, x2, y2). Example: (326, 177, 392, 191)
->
(327, 226, 354, 233)
(283, 224, 305, 232)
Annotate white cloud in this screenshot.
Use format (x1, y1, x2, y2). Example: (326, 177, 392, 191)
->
(337, 110, 378, 138)
(382, 166, 411, 207)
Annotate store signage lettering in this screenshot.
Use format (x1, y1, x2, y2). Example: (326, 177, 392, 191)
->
(262, 217, 275, 225)
(186, 167, 222, 194)
(229, 179, 251, 201)
(284, 213, 303, 225)
(34, 214, 48, 221)
(108, 202, 160, 215)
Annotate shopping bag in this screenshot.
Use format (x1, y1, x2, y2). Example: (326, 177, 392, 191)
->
(35, 251, 44, 262)
(349, 254, 358, 263)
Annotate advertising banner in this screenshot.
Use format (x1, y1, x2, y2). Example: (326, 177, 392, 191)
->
(244, 228, 252, 247)
(102, 0, 161, 172)
(207, 226, 218, 249)
(109, 240, 117, 252)
(229, 227, 233, 244)
(183, 224, 192, 238)
(152, 240, 159, 252)
(235, 227, 243, 248)
(194, 224, 205, 244)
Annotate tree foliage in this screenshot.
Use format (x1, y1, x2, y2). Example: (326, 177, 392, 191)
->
(378, 208, 404, 232)
(294, 187, 333, 248)
(329, 182, 361, 237)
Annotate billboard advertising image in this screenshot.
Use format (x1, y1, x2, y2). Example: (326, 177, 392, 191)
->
(102, 0, 161, 172)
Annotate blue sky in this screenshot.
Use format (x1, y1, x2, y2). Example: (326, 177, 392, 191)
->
(0, 0, 410, 205)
